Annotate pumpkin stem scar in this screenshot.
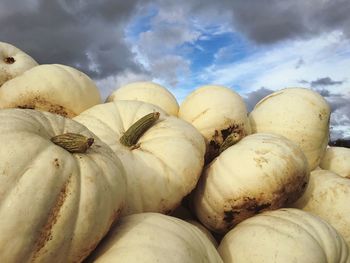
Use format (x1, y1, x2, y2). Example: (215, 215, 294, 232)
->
(4, 57, 15, 64)
(51, 133, 94, 153)
(120, 112, 160, 148)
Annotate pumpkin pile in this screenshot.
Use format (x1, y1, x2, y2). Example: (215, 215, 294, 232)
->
(0, 41, 349, 263)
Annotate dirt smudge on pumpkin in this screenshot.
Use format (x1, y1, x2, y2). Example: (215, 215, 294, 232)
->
(31, 178, 70, 261)
(205, 123, 246, 164)
(53, 158, 60, 168)
(14, 96, 76, 118)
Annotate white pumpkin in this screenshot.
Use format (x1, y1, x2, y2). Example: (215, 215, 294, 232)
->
(0, 109, 126, 263)
(193, 133, 309, 233)
(86, 213, 223, 263)
(249, 87, 330, 170)
(320, 147, 350, 178)
(106, 81, 179, 116)
(178, 85, 251, 163)
(218, 208, 350, 263)
(0, 41, 38, 86)
(74, 100, 205, 215)
(292, 169, 350, 247)
(0, 64, 101, 117)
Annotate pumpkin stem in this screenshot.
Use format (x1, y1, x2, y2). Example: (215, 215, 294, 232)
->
(120, 112, 160, 147)
(4, 57, 15, 64)
(219, 132, 243, 154)
(51, 133, 94, 153)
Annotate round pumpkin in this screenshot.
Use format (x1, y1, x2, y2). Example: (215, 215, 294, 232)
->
(249, 87, 330, 170)
(106, 81, 179, 116)
(193, 133, 309, 233)
(292, 169, 350, 247)
(319, 147, 350, 178)
(0, 109, 126, 263)
(86, 213, 223, 263)
(218, 208, 350, 263)
(0, 64, 101, 117)
(0, 41, 38, 86)
(178, 85, 251, 163)
(74, 100, 205, 216)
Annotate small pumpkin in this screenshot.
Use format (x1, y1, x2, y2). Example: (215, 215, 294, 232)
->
(292, 169, 350, 247)
(86, 213, 223, 263)
(218, 208, 350, 263)
(249, 87, 331, 170)
(0, 41, 38, 86)
(74, 100, 205, 215)
(178, 85, 251, 163)
(0, 109, 126, 263)
(193, 133, 309, 233)
(319, 146, 350, 178)
(106, 81, 179, 116)
(0, 64, 101, 117)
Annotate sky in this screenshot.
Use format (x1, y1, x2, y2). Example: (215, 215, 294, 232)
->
(1, 0, 349, 140)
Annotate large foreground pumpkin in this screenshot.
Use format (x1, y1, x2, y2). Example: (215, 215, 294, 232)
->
(74, 100, 205, 215)
(86, 213, 223, 263)
(218, 208, 350, 263)
(0, 109, 126, 263)
(193, 133, 309, 233)
(249, 87, 330, 170)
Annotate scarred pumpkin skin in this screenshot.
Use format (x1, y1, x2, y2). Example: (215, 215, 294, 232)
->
(0, 64, 101, 117)
(86, 213, 223, 263)
(74, 100, 205, 216)
(0, 109, 126, 263)
(249, 87, 330, 170)
(218, 208, 350, 263)
(0, 41, 38, 86)
(193, 133, 309, 233)
(106, 81, 179, 116)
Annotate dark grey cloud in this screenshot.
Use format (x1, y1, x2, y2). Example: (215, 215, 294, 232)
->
(0, 0, 147, 79)
(311, 77, 344, 87)
(180, 0, 350, 44)
(300, 77, 345, 88)
(243, 87, 274, 112)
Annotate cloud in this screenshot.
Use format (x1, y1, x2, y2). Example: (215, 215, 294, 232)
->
(186, 0, 350, 44)
(301, 77, 345, 87)
(243, 87, 274, 112)
(0, 0, 146, 80)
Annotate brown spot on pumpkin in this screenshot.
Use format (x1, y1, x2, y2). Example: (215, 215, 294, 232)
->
(4, 57, 15, 64)
(53, 158, 60, 168)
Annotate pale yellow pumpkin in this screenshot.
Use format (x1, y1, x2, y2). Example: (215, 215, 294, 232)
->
(0, 64, 101, 117)
(0, 41, 38, 86)
(86, 213, 223, 263)
(193, 133, 309, 233)
(178, 85, 251, 163)
(74, 100, 205, 215)
(292, 169, 350, 247)
(218, 208, 350, 263)
(0, 109, 126, 263)
(249, 87, 330, 170)
(106, 81, 179, 116)
(320, 147, 350, 178)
